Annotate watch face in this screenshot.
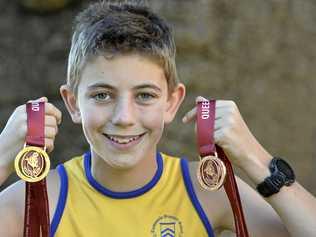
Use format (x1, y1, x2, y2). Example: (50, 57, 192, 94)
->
(275, 159, 295, 181)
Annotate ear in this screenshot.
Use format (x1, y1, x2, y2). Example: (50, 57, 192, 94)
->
(60, 84, 82, 124)
(164, 83, 186, 124)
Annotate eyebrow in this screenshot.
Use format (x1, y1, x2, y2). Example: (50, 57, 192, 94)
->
(87, 83, 115, 91)
(87, 82, 162, 92)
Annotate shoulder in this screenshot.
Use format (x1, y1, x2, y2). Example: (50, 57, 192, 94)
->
(0, 169, 61, 237)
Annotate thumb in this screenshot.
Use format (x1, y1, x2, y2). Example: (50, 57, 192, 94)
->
(195, 96, 208, 103)
(27, 97, 48, 103)
(38, 97, 48, 102)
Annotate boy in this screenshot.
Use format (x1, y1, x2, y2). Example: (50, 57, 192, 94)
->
(0, 0, 316, 236)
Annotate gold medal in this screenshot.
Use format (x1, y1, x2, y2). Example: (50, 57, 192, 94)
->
(15, 145, 50, 182)
(197, 155, 227, 191)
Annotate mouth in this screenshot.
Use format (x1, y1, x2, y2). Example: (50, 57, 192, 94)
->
(102, 132, 146, 149)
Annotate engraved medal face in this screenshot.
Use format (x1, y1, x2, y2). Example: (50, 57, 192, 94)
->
(197, 156, 227, 191)
(15, 146, 50, 182)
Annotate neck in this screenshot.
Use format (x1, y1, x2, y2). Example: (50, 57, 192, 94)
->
(90, 150, 158, 192)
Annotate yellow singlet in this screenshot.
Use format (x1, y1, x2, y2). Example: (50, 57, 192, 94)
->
(50, 151, 215, 237)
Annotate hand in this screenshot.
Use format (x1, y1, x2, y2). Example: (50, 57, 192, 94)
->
(0, 97, 62, 183)
(1, 97, 62, 156)
(182, 96, 272, 174)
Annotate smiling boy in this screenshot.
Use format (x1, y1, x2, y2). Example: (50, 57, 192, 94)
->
(1, 0, 316, 237)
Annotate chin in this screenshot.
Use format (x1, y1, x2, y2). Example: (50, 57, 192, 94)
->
(105, 155, 143, 170)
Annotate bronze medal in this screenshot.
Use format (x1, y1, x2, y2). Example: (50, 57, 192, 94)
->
(197, 155, 227, 191)
(15, 145, 50, 183)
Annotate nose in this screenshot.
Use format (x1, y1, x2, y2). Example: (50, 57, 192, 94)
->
(111, 97, 135, 127)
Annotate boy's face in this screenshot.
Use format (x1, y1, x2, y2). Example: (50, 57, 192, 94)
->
(61, 54, 185, 169)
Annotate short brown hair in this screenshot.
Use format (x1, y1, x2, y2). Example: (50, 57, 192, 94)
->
(67, 0, 179, 97)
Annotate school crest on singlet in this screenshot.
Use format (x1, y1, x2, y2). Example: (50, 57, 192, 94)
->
(151, 214, 184, 237)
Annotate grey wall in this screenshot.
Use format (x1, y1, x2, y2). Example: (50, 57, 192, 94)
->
(1, 0, 315, 195)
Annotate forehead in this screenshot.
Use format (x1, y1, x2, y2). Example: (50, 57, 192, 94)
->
(78, 54, 167, 92)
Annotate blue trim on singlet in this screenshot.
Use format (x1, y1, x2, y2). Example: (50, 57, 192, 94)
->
(180, 158, 215, 237)
(84, 150, 163, 199)
(50, 164, 68, 237)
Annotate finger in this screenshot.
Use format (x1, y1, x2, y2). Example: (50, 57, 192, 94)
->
(215, 100, 237, 109)
(182, 107, 197, 123)
(26, 98, 62, 125)
(45, 115, 59, 134)
(45, 103, 62, 125)
(214, 106, 233, 120)
(182, 96, 212, 123)
(183, 98, 235, 123)
(214, 117, 225, 131)
(214, 129, 225, 147)
(45, 126, 57, 139)
(44, 138, 54, 154)
(182, 96, 208, 123)
(45, 115, 58, 127)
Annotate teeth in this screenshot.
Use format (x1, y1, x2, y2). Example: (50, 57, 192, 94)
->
(107, 135, 140, 144)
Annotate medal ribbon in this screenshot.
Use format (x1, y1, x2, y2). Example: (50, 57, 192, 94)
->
(24, 102, 50, 237)
(197, 100, 216, 157)
(197, 100, 249, 237)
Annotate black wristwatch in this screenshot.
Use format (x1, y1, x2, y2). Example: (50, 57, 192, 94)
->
(256, 157, 295, 197)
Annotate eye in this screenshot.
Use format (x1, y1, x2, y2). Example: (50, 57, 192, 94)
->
(136, 92, 156, 102)
(92, 92, 111, 101)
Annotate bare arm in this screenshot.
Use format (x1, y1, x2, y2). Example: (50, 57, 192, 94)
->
(240, 157, 316, 237)
(0, 170, 60, 237)
(0, 180, 25, 237)
(183, 98, 316, 237)
(0, 107, 26, 185)
(220, 176, 291, 237)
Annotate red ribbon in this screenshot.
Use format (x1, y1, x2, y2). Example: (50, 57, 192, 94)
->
(197, 100, 249, 237)
(24, 102, 50, 237)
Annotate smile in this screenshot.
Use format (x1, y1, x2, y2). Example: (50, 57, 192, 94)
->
(103, 132, 146, 149)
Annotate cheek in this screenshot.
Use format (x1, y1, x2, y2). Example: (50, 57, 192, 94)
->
(140, 105, 165, 131)
(81, 104, 109, 131)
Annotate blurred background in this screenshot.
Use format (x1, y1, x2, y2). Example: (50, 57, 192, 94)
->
(0, 0, 316, 195)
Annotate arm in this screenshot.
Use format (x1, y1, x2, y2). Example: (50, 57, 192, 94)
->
(0, 180, 25, 237)
(240, 154, 316, 236)
(218, 101, 316, 237)
(0, 170, 60, 237)
(220, 176, 291, 237)
(183, 97, 316, 237)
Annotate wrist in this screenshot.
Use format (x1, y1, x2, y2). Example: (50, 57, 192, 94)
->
(256, 157, 296, 198)
(0, 133, 23, 178)
(240, 150, 273, 185)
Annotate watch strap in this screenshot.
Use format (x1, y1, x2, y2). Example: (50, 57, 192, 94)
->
(256, 175, 282, 197)
(256, 157, 295, 197)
